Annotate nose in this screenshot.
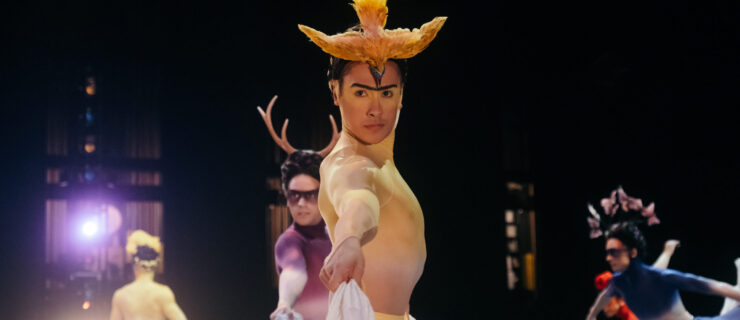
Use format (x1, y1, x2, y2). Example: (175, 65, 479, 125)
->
(367, 97, 382, 118)
(297, 196, 306, 206)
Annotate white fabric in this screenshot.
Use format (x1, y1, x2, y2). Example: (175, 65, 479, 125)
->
(274, 310, 304, 320)
(326, 280, 375, 320)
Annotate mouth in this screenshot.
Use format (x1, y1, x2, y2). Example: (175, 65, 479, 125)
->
(363, 123, 385, 131)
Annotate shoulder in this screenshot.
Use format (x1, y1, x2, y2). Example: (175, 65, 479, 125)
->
(275, 229, 305, 251)
(114, 283, 134, 295)
(320, 152, 378, 188)
(112, 287, 124, 300)
(152, 284, 176, 303)
(322, 147, 377, 173)
(112, 285, 131, 303)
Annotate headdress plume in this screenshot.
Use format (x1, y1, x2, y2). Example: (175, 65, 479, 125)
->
(585, 186, 660, 239)
(298, 0, 447, 80)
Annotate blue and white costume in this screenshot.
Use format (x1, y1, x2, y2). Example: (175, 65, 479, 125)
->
(605, 259, 740, 320)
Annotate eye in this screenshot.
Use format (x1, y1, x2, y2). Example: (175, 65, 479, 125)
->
(382, 90, 394, 97)
(354, 90, 367, 97)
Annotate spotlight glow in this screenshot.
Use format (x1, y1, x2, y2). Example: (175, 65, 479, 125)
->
(81, 221, 98, 237)
(82, 301, 91, 310)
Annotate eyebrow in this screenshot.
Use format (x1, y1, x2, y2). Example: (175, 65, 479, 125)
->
(350, 83, 398, 91)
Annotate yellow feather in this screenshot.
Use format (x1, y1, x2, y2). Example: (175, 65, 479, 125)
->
(351, 0, 388, 30)
(297, 0, 446, 71)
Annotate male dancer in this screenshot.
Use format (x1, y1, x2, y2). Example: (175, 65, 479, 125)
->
(296, 0, 446, 318)
(586, 222, 740, 320)
(258, 97, 338, 320)
(110, 230, 186, 320)
(594, 239, 680, 320)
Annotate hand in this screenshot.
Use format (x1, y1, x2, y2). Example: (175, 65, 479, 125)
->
(270, 302, 296, 320)
(320, 236, 364, 291)
(663, 239, 680, 256)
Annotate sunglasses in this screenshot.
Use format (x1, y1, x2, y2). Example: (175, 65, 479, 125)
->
(605, 248, 629, 258)
(286, 189, 319, 205)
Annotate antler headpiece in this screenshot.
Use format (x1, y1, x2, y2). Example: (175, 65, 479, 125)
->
(257, 95, 339, 157)
(586, 186, 660, 239)
(298, 0, 447, 84)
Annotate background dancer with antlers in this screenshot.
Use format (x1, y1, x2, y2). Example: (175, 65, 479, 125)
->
(258, 96, 339, 320)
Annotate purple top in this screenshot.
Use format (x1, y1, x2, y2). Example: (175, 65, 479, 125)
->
(274, 221, 332, 320)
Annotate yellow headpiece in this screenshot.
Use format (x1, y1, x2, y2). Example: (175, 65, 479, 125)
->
(298, 0, 447, 79)
(126, 229, 162, 260)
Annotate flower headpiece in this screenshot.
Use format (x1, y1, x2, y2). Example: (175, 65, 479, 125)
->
(586, 186, 660, 239)
(298, 0, 447, 85)
(126, 230, 162, 270)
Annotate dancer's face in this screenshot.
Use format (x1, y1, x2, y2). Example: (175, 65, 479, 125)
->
(606, 238, 637, 272)
(286, 174, 322, 226)
(330, 61, 403, 145)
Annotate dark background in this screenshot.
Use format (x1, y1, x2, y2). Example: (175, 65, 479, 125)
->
(2, 0, 739, 319)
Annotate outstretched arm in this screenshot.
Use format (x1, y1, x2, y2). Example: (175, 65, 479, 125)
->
(160, 287, 187, 320)
(271, 236, 308, 319)
(652, 239, 680, 269)
(709, 281, 740, 302)
(271, 268, 308, 319)
(320, 155, 380, 291)
(664, 269, 740, 302)
(586, 286, 614, 320)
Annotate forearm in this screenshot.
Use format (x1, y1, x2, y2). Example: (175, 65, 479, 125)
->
(710, 281, 740, 301)
(653, 240, 680, 269)
(334, 189, 379, 245)
(652, 251, 673, 269)
(587, 289, 612, 319)
(278, 268, 308, 307)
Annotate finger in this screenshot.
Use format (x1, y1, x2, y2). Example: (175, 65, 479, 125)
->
(319, 267, 331, 287)
(327, 268, 345, 292)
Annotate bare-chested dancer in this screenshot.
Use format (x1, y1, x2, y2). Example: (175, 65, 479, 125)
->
(110, 230, 186, 320)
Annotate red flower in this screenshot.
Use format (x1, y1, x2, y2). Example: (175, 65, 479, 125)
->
(595, 271, 613, 290)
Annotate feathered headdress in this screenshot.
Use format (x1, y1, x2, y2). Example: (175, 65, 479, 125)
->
(586, 186, 660, 239)
(298, 0, 447, 82)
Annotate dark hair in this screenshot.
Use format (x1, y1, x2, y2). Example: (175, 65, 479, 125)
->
(134, 245, 159, 261)
(328, 57, 408, 90)
(605, 222, 647, 259)
(280, 150, 323, 192)
(326, 25, 408, 92)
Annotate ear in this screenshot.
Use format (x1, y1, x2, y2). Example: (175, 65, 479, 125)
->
(630, 248, 638, 258)
(397, 86, 404, 110)
(328, 80, 340, 106)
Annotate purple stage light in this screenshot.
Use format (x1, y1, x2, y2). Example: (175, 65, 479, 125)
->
(81, 219, 99, 238)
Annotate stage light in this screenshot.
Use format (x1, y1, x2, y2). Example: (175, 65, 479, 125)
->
(85, 77, 96, 95)
(81, 220, 98, 238)
(82, 301, 91, 310)
(84, 170, 95, 182)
